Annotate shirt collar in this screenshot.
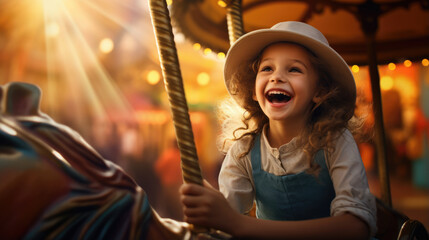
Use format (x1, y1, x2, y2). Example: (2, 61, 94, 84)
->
(262, 124, 299, 156)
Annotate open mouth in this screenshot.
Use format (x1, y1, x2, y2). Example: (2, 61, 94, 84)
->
(265, 90, 292, 103)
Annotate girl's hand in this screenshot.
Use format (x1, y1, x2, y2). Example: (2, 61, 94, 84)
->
(179, 180, 242, 234)
(180, 181, 369, 240)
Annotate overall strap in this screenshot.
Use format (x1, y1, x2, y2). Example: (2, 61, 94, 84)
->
(250, 134, 262, 173)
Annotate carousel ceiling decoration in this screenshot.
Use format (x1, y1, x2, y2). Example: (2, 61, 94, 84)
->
(170, 0, 429, 65)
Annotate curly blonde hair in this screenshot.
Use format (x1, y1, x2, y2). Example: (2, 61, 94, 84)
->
(218, 42, 361, 173)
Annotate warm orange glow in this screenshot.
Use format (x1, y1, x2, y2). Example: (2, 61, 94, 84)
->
(135, 110, 169, 124)
(422, 59, 429, 67)
(404, 60, 412, 67)
(190, 112, 204, 124)
(147, 70, 161, 85)
(380, 76, 394, 91)
(197, 72, 210, 86)
(396, 76, 416, 100)
(166, 0, 173, 6)
(388, 63, 396, 71)
(351, 65, 359, 73)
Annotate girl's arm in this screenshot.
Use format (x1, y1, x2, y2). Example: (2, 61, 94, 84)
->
(180, 182, 370, 240)
(327, 129, 377, 236)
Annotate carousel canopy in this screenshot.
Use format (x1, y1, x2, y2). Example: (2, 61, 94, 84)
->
(170, 0, 429, 65)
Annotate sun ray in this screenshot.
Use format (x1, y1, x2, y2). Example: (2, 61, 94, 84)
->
(76, 0, 152, 40)
(42, 0, 136, 127)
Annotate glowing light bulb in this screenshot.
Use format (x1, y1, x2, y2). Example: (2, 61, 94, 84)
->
(404, 60, 412, 67)
(422, 59, 429, 67)
(351, 65, 359, 73)
(193, 43, 201, 50)
(203, 48, 212, 55)
(217, 52, 225, 59)
(388, 63, 396, 71)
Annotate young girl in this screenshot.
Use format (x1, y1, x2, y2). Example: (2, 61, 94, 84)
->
(180, 21, 377, 239)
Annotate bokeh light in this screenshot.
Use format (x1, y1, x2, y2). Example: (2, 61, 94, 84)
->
(404, 60, 412, 67)
(388, 63, 396, 71)
(217, 0, 227, 7)
(380, 76, 394, 91)
(99, 38, 114, 53)
(197, 72, 210, 86)
(217, 52, 225, 59)
(147, 70, 161, 85)
(203, 48, 212, 55)
(193, 43, 201, 50)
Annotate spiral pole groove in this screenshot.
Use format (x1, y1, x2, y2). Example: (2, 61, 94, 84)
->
(226, 0, 244, 45)
(148, 0, 203, 186)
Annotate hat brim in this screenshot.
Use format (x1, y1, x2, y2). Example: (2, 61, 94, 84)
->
(224, 28, 356, 107)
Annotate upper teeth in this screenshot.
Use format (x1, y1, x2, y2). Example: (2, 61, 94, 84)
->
(268, 90, 289, 96)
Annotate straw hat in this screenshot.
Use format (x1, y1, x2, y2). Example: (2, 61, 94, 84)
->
(224, 21, 356, 108)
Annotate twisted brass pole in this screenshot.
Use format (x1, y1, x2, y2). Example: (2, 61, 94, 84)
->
(148, 0, 203, 186)
(226, 0, 244, 45)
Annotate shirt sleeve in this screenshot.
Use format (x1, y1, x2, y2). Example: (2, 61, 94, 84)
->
(327, 129, 378, 237)
(218, 140, 255, 215)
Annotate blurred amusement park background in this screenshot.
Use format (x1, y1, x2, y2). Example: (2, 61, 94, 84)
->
(0, 0, 428, 229)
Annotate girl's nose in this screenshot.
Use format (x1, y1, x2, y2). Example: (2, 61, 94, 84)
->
(270, 72, 286, 83)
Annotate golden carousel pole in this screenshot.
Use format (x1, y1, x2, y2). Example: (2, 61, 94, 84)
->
(148, 0, 203, 186)
(225, 0, 245, 45)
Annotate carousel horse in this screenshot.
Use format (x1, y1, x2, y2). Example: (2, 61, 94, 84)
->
(0, 82, 230, 240)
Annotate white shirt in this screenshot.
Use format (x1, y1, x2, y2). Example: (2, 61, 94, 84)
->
(219, 127, 377, 236)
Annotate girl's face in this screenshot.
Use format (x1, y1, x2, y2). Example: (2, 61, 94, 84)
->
(253, 42, 319, 124)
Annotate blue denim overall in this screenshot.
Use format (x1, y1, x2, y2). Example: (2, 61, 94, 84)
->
(251, 135, 336, 220)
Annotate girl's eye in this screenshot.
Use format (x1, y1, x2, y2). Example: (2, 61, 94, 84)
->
(260, 66, 272, 72)
(290, 67, 302, 73)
